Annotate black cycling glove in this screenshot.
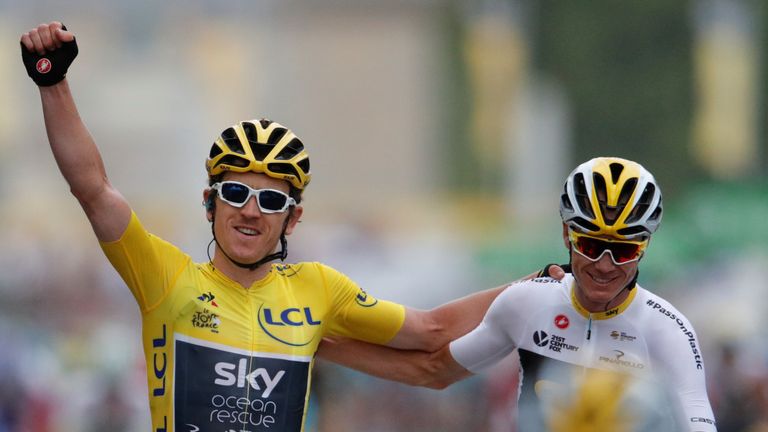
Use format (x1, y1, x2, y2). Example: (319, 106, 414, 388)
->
(21, 25, 78, 87)
(538, 263, 571, 277)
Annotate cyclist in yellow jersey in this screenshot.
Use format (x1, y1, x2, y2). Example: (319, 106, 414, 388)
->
(19, 22, 561, 432)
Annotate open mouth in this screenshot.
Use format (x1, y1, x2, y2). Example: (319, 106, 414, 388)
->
(235, 227, 260, 236)
(588, 273, 618, 285)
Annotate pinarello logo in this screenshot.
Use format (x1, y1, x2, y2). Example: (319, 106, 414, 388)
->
(554, 314, 569, 329)
(36, 58, 52, 74)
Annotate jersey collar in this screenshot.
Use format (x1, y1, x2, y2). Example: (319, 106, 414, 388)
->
(570, 280, 637, 320)
(201, 262, 277, 289)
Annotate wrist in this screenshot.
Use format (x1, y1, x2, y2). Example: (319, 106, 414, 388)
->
(38, 78, 71, 96)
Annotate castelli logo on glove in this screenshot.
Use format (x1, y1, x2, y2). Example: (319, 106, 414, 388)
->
(36, 58, 52, 74)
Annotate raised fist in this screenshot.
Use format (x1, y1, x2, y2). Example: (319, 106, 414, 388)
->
(20, 22, 78, 87)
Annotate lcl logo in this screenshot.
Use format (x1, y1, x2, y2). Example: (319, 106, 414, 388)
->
(261, 307, 321, 327)
(257, 305, 321, 346)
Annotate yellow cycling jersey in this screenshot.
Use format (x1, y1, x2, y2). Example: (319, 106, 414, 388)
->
(101, 212, 405, 432)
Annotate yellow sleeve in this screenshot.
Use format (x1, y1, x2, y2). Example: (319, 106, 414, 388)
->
(99, 211, 191, 313)
(320, 264, 405, 344)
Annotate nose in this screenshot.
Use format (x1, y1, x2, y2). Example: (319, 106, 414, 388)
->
(240, 196, 262, 217)
(594, 250, 617, 270)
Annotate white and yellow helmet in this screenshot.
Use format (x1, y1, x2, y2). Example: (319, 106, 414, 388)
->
(559, 157, 663, 240)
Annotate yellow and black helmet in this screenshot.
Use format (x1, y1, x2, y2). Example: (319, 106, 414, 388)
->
(559, 157, 662, 240)
(206, 119, 311, 190)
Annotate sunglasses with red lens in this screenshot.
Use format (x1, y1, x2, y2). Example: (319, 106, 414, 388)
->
(568, 230, 648, 265)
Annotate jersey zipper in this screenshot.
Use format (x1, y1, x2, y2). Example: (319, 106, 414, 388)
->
(580, 313, 597, 378)
(243, 287, 256, 431)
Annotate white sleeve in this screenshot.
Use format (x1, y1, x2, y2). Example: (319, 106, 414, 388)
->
(449, 286, 519, 373)
(650, 310, 717, 431)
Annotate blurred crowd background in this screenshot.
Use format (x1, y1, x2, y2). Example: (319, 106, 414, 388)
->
(1, 0, 767, 431)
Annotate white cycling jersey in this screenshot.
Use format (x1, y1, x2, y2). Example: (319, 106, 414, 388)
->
(450, 274, 716, 432)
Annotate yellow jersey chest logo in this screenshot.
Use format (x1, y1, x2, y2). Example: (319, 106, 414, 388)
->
(257, 304, 323, 347)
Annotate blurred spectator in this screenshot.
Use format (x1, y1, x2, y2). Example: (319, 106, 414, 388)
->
(709, 342, 768, 432)
(0, 372, 52, 432)
(86, 378, 133, 432)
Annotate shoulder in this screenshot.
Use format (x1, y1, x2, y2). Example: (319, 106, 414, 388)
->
(633, 287, 706, 366)
(633, 287, 696, 329)
(504, 274, 570, 295)
(270, 261, 333, 278)
(271, 262, 360, 289)
(494, 274, 570, 310)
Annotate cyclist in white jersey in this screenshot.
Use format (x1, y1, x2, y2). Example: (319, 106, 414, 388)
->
(322, 157, 717, 431)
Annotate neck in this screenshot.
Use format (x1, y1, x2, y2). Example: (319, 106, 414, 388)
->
(212, 252, 272, 288)
(574, 284, 631, 313)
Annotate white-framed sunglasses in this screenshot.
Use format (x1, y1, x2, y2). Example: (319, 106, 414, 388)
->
(568, 229, 648, 266)
(211, 181, 296, 213)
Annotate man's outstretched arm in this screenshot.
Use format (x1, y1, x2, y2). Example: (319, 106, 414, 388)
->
(317, 265, 566, 384)
(318, 337, 472, 389)
(388, 265, 566, 352)
(21, 22, 131, 241)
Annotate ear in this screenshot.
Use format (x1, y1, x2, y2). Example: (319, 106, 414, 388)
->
(284, 205, 304, 236)
(561, 223, 570, 249)
(203, 189, 215, 222)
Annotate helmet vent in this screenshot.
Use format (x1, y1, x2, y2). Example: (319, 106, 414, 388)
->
(572, 217, 600, 232)
(617, 178, 638, 208)
(298, 158, 310, 173)
(560, 193, 573, 211)
(221, 127, 237, 140)
(275, 138, 304, 160)
(268, 162, 299, 179)
(217, 154, 250, 169)
(209, 145, 223, 159)
(221, 127, 245, 155)
(573, 173, 595, 219)
(617, 226, 648, 238)
(609, 162, 625, 183)
(242, 121, 258, 143)
(225, 137, 244, 154)
(267, 127, 288, 145)
(593, 173, 607, 200)
(625, 183, 655, 224)
(649, 206, 662, 222)
(593, 173, 615, 224)
(249, 142, 275, 161)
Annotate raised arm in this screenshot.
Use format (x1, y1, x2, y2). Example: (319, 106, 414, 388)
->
(21, 22, 130, 241)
